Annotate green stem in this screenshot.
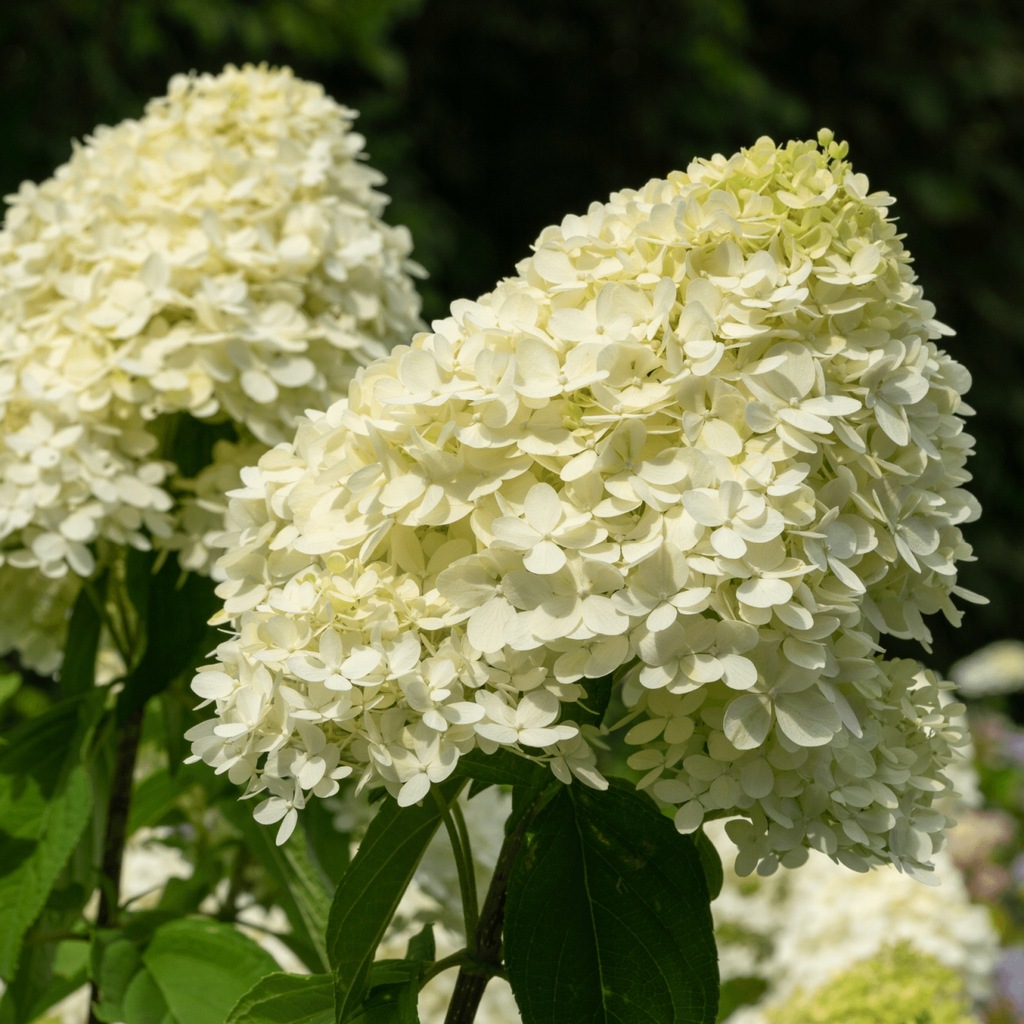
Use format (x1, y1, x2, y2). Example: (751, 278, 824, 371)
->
(108, 560, 140, 664)
(87, 706, 144, 1024)
(82, 575, 134, 670)
(435, 791, 479, 947)
(450, 800, 479, 941)
(96, 707, 144, 926)
(442, 782, 553, 1024)
(214, 843, 250, 922)
(421, 949, 472, 986)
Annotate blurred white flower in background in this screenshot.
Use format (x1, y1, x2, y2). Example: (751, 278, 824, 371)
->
(710, 736, 1000, 1023)
(713, 839, 998, 1023)
(951, 640, 1024, 698)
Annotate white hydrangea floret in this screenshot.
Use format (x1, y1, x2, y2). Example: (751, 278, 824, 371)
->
(190, 131, 979, 877)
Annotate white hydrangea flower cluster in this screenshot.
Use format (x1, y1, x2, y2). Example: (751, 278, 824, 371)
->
(0, 63, 422, 668)
(190, 131, 978, 874)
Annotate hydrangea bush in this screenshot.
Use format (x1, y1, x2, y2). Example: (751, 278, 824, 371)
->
(0, 63, 423, 669)
(190, 130, 979, 879)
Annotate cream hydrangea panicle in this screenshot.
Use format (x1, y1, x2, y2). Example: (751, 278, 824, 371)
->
(190, 131, 979, 877)
(0, 63, 423, 668)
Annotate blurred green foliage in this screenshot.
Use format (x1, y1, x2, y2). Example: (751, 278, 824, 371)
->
(1, 0, 1021, 670)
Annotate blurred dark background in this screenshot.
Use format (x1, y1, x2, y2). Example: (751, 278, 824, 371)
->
(1, 0, 1021, 674)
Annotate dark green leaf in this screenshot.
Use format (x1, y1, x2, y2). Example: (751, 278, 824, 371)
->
(0, 937, 89, 1024)
(121, 966, 173, 1024)
(0, 698, 99, 979)
(508, 773, 558, 836)
(278, 834, 333, 971)
(125, 762, 205, 835)
(364, 960, 422, 987)
(693, 828, 724, 902)
(715, 977, 768, 1023)
(346, 981, 420, 1024)
(348, 962, 423, 1024)
(124, 547, 157, 623)
(59, 579, 105, 696)
(572, 672, 615, 728)
(155, 689, 191, 773)
(0, 811, 98, 1023)
(458, 748, 546, 790)
(227, 972, 335, 1024)
(0, 673, 22, 713)
(505, 782, 718, 1024)
(221, 801, 332, 972)
(117, 556, 219, 724)
(164, 414, 237, 480)
(303, 797, 354, 887)
(404, 923, 435, 963)
(91, 932, 145, 1024)
(327, 776, 464, 1022)
(142, 918, 279, 1024)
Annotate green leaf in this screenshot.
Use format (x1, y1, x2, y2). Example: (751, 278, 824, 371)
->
(404, 923, 435, 963)
(302, 797, 353, 887)
(155, 689, 192, 775)
(504, 782, 718, 1024)
(0, 673, 22, 712)
(327, 776, 464, 1022)
(125, 762, 205, 835)
(346, 980, 420, 1024)
(693, 828, 724, 902)
(572, 672, 615, 728)
(117, 554, 220, 723)
(363, 960, 422, 987)
(0, 698, 98, 979)
(91, 932, 145, 1023)
(715, 977, 768, 1023)
(121, 967, 173, 1024)
(164, 414, 237, 480)
(60, 579, 105, 696)
(220, 801, 332, 972)
(90, 917, 274, 1019)
(458, 748, 546, 790)
(0, 937, 89, 1024)
(142, 918, 279, 1024)
(348, 961, 424, 1024)
(227, 972, 335, 1024)
(0, 820, 98, 1023)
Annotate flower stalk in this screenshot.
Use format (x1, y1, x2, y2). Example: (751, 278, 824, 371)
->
(88, 705, 144, 1024)
(443, 781, 553, 1024)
